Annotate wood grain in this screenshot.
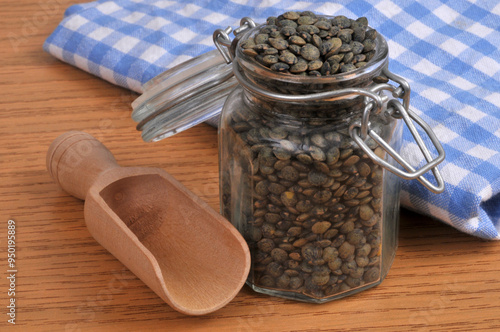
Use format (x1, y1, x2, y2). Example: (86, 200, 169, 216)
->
(1, 1, 499, 331)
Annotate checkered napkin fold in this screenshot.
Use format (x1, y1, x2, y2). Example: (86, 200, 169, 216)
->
(44, 0, 500, 239)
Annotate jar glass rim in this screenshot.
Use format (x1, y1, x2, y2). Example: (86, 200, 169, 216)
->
(235, 23, 389, 86)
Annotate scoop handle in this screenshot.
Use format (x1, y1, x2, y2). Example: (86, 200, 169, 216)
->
(47, 131, 119, 200)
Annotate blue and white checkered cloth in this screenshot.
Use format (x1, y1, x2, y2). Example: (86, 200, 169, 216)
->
(44, 0, 500, 240)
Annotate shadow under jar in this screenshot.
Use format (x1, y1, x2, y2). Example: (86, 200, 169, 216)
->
(219, 24, 407, 303)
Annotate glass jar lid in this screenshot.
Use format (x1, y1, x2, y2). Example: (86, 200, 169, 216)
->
(131, 18, 258, 142)
(131, 49, 236, 142)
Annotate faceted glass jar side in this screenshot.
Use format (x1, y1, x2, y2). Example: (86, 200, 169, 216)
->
(219, 26, 401, 302)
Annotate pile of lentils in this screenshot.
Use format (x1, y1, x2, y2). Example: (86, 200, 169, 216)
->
(240, 11, 378, 76)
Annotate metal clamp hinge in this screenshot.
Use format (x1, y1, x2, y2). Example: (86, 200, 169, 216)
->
(213, 17, 256, 64)
(349, 66, 445, 193)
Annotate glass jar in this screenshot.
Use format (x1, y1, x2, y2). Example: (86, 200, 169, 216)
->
(131, 16, 445, 303)
(217, 19, 444, 302)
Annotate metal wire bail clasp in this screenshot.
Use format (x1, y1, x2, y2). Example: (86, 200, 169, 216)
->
(213, 17, 256, 64)
(349, 66, 445, 193)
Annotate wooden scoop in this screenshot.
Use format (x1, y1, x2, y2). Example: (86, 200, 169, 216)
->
(46, 131, 250, 316)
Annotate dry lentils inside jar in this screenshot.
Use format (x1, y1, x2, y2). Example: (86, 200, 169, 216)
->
(240, 11, 379, 76)
(219, 11, 400, 301)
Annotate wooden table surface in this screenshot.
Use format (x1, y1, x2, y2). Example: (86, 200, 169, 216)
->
(1, 1, 499, 331)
